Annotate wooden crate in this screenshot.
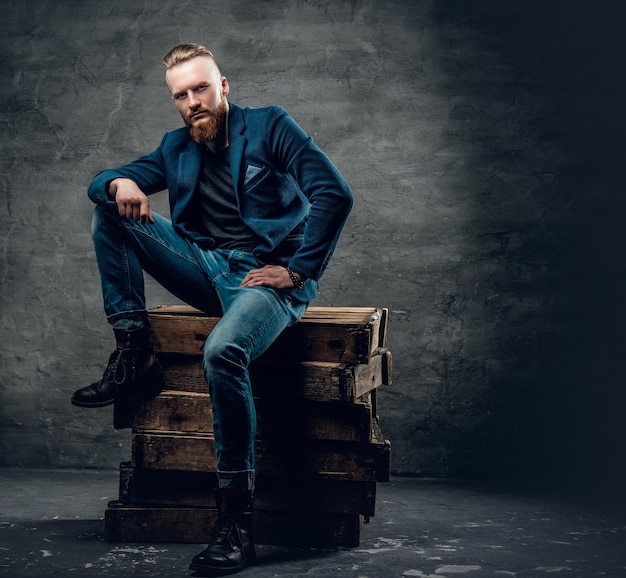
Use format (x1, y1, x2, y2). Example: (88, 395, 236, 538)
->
(129, 421, 390, 482)
(115, 390, 375, 442)
(149, 348, 392, 401)
(147, 305, 388, 364)
(105, 305, 392, 547)
(116, 463, 377, 516)
(105, 503, 364, 547)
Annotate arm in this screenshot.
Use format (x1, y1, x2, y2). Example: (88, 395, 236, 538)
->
(272, 108, 354, 281)
(241, 109, 353, 290)
(88, 137, 170, 208)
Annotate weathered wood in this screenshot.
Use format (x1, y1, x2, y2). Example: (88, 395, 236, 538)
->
(115, 390, 374, 443)
(131, 429, 391, 482)
(254, 348, 392, 401)
(105, 502, 364, 546)
(148, 305, 388, 364)
(153, 348, 392, 401)
(107, 305, 392, 549)
(117, 463, 377, 516)
(156, 356, 207, 392)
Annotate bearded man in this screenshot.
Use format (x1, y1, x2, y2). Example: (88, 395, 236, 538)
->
(70, 43, 353, 576)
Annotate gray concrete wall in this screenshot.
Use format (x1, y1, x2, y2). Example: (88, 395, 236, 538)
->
(1, 1, 625, 490)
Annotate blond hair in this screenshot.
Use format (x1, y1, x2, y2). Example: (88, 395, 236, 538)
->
(162, 43, 218, 70)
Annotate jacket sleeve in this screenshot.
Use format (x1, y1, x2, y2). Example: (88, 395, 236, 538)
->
(268, 108, 354, 281)
(87, 138, 169, 205)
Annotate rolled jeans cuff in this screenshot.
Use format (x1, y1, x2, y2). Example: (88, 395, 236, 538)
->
(217, 470, 255, 492)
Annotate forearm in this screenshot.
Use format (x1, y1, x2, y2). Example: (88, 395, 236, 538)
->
(88, 146, 168, 205)
(288, 185, 354, 281)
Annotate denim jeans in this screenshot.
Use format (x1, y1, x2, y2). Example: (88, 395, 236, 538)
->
(91, 204, 310, 490)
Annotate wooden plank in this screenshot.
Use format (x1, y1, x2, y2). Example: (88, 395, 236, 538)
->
(148, 306, 387, 363)
(156, 356, 207, 393)
(352, 348, 392, 394)
(153, 348, 392, 401)
(151, 304, 382, 324)
(259, 397, 373, 443)
(254, 348, 392, 401)
(105, 503, 363, 547)
(116, 463, 377, 517)
(131, 430, 391, 482)
(114, 391, 374, 443)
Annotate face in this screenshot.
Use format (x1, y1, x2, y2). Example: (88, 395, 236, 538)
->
(166, 56, 229, 143)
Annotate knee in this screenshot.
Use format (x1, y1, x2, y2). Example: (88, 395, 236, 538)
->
(202, 337, 249, 374)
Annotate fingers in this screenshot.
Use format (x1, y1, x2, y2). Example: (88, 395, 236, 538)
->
(138, 198, 154, 224)
(240, 269, 262, 287)
(117, 193, 154, 224)
(118, 201, 142, 221)
(240, 265, 292, 289)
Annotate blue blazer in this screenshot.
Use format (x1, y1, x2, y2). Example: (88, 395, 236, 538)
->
(88, 103, 353, 293)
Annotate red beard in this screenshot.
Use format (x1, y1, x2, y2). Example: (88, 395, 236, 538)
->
(186, 98, 228, 143)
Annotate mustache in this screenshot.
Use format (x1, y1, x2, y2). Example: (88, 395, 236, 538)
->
(187, 107, 215, 121)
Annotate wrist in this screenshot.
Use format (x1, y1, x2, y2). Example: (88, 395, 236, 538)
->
(107, 177, 132, 200)
(286, 267, 305, 290)
(107, 178, 122, 200)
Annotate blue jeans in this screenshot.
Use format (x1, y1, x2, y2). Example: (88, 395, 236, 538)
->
(91, 204, 310, 490)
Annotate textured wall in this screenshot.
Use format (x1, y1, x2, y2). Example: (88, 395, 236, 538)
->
(1, 0, 625, 490)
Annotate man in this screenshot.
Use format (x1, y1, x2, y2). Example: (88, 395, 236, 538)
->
(71, 43, 353, 576)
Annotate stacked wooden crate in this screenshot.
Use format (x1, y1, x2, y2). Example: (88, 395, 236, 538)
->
(105, 305, 392, 547)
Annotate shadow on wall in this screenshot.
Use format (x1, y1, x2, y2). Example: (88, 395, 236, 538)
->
(417, 1, 626, 492)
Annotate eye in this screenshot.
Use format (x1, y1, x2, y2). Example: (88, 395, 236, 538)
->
(174, 93, 187, 101)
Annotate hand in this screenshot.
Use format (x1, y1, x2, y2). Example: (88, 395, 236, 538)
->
(109, 178, 155, 224)
(240, 265, 301, 290)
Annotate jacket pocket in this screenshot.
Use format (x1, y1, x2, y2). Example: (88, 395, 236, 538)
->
(243, 164, 268, 189)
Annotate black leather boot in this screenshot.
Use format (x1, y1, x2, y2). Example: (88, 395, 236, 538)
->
(71, 327, 163, 408)
(189, 489, 255, 576)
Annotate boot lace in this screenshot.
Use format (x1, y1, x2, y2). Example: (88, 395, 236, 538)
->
(105, 347, 133, 385)
(211, 515, 241, 549)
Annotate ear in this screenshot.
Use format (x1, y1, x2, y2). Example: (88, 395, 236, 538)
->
(221, 76, 229, 96)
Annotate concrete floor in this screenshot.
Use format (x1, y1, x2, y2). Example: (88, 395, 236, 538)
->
(0, 469, 625, 577)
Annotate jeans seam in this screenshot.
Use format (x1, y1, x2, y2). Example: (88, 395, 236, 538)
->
(125, 222, 201, 267)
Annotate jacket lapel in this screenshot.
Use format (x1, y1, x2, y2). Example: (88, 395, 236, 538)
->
(177, 141, 202, 194)
(227, 104, 247, 193)
(172, 140, 202, 222)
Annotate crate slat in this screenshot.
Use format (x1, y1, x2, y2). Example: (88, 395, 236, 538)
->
(105, 503, 363, 547)
(151, 348, 391, 401)
(148, 306, 388, 363)
(117, 464, 377, 517)
(115, 391, 373, 443)
(131, 429, 390, 482)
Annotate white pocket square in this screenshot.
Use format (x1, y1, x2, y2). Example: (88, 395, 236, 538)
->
(244, 164, 264, 185)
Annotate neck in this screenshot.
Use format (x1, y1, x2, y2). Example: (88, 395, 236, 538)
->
(205, 137, 228, 154)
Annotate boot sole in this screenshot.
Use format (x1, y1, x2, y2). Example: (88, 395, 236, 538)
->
(189, 552, 255, 576)
(188, 561, 247, 576)
(71, 397, 115, 408)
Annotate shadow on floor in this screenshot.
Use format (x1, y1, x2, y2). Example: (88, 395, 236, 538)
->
(1, 469, 625, 577)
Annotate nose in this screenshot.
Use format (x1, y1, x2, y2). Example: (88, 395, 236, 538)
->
(187, 91, 201, 110)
